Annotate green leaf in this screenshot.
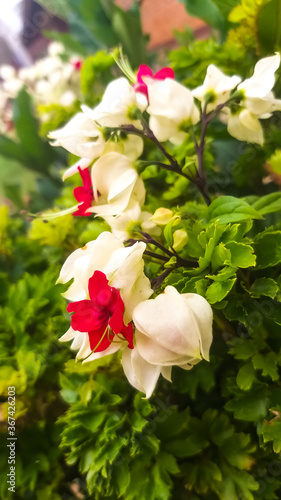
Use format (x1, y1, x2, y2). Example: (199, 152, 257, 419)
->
(173, 361, 215, 398)
(253, 231, 281, 268)
(112, 6, 147, 68)
(214, 465, 259, 500)
(0, 135, 29, 165)
(229, 337, 266, 361)
(207, 196, 263, 225)
(80, 51, 114, 97)
(179, 0, 229, 36)
(250, 278, 279, 299)
(198, 224, 225, 271)
(225, 388, 270, 421)
(206, 278, 236, 304)
(43, 30, 88, 56)
(165, 435, 209, 458)
(206, 266, 237, 282)
(262, 410, 281, 453)
(252, 353, 279, 381)
(211, 243, 231, 271)
(220, 434, 254, 470)
(251, 192, 281, 215)
(257, 0, 281, 55)
(36, 0, 69, 18)
(182, 460, 223, 495)
(113, 462, 130, 496)
(12, 88, 56, 171)
(236, 363, 256, 391)
(225, 241, 256, 268)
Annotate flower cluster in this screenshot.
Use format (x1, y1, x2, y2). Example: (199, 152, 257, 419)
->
(58, 232, 213, 397)
(0, 42, 82, 135)
(53, 54, 281, 396)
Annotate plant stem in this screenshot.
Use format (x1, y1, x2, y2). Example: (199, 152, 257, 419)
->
(151, 268, 173, 290)
(126, 233, 198, 269)
(144, 250, 170, 262)
(119, 124, 212, 203)
(140, 232, 174, 257)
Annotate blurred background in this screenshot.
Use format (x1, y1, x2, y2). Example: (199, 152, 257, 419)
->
(0, 0, 208, 67)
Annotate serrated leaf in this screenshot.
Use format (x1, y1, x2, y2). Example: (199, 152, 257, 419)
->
(229, 337, 266, 360)
(211, 243, 231, 271)
(206, 266, 237, 282)
(225, 388, 270, 421)
(254, 231, 281, 268)
(250, 277, 279, 298)
(262, 411, 281, 453)
(220, 433, 255, 469)
(207, 196, 263, 225)
(198, 225, 225, 271)
(173, 361, 215, 398)
(113, 462, 130, 496)
(225, 241, 256, 268)
(252, 353, 279, 381)
(206, 278, 236, 304)
(236, 363, 256, 391)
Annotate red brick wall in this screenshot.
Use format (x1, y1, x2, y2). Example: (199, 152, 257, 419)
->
(115, 0, 208, 49)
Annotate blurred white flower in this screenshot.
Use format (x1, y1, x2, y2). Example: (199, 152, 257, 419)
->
(0, 65, 17, 81)
(238, 54, 281, 115)
(146, 78, 200, 145)
(47, 41, 65, 57)
(238, 54, 280, 100)
(192, 64, 241, 111)
(226, 108, 264, 145)
(122, 285, 213, 397)
(83, 77, 147, 128)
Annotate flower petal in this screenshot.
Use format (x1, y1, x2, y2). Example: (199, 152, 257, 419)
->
(122, 347, 161, 398)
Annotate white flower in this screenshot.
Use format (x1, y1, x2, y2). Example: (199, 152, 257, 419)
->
(58, 231, 153, 361)
(226, 108, 264, 145)
(47, 41, 64, 57)
(83, 103, 144, 159)
(84, 77, 147, 128)
(122, 346, 171, 399)
(60, 90, 77, 107)
(192, 64, 241, 111)
(146, 78, 200, 145)
(122, 286, 213, 397)
(104, 201, 161, 241)
(86, 152, 145, 217)
(0, 65, 17, 81)
(49, 112, 105, 159)
(238, 54, 281, 116)
(238, 54, 280, 100)
(225, 55, 281, 144)
(2, 77, 23, 98)
(49, 109, 144, 180)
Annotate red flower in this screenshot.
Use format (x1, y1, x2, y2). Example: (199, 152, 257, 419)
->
(72, 59, 83, 71)
(73, 167, 94, 217)
(134, 64, 175, 98)
(67, 270, 134, 352)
